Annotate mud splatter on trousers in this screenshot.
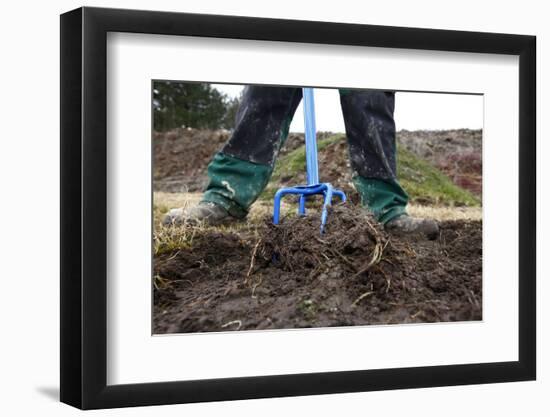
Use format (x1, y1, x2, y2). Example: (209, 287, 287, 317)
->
(202, 85, 408, 223)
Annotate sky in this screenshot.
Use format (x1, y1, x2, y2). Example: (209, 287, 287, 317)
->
(212, 84, 483, 132)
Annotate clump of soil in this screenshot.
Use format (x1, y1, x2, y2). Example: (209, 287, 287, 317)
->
(257, 205, 385, 276)
(153, 205, 482, 334)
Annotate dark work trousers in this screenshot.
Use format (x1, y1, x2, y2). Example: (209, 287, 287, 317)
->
(202, 86, 408, 223)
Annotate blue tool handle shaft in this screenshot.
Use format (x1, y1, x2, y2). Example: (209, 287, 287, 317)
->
(302, 88, 319, 186)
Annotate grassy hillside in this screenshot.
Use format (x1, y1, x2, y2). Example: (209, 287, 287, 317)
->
(262, 134, 480, 207)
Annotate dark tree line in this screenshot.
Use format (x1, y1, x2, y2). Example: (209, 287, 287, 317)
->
(153, 81, 240, 131)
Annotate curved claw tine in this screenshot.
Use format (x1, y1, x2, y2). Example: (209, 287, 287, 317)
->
(273, 189, 285, 224)
(298, 195, 307, 216)
(320, 186, 334, 233)
(333, 189, 346, 203)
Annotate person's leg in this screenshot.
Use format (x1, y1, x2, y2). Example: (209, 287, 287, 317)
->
(202, 86, 302, 217)
(339, 89, 408, 223)
(339, 89, 438, 238)
(164, 86, 302, 225)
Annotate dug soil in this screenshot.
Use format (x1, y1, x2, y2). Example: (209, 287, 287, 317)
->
(153, 205, 482, 333)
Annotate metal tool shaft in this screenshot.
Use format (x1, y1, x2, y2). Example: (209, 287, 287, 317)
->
(272, 87, 346, 233)
(302, 88, 319, 186)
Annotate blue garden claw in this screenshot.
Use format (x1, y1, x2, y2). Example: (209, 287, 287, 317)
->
(273, 88, 346, 233)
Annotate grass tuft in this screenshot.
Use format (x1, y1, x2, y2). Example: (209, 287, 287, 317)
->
(154, 223, 198, 256)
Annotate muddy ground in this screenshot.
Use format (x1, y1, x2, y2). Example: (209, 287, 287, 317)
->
(153, 128, 482, 196)
(154, 205, 481, 334)
(153, 128, 482, 333)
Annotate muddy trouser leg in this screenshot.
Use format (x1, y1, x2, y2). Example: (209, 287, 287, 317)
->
(202, 86, 302, 218)
(339, 89, 409, 224)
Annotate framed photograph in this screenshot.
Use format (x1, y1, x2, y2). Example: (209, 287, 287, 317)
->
(60, 6, 536, 409)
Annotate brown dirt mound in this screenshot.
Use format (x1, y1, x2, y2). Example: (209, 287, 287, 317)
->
(153, 129, 332, 192)
(153, 128, 230, 192)
(398, 129, 482, 196)
(153, 205, 482, 334)
(257, 205, 385, 275)
(438, 151, 482, 196)
(153, 128, 482, 197)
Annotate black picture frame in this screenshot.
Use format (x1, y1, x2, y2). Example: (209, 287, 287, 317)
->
(60, 6, 536, 410)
